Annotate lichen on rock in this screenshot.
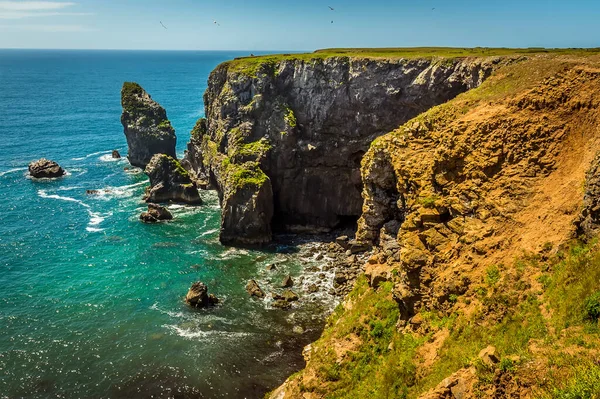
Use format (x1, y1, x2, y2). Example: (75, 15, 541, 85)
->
(120, 82, 176, 168)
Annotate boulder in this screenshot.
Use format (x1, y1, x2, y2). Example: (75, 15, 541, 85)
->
(246, 279, 265, 298)
(86, 189, 99, 195)
(144, 154, 202, 204)
(112, 150, 121, 159)
(281, 289, 299, 302)
(28, 158, 65, 179)
(120, 82, 177, 168)
(140, 203, 173, 223)
(266, 264, 278, 271)
(335, 235, 350, 250)
(478, 346, 499, 368)
(272, 299, 292, 310)
(348, 239, 371, 254)
(281, 275, 294, 288)
(185, 281, 219, 308)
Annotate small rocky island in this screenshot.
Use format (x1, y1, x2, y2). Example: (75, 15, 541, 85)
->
(28, 158, 65, 179)
(144, 154, 202, 204)
(120, 82, 177, 168)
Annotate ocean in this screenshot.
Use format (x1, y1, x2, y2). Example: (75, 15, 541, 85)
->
(0, 50, 334, 398)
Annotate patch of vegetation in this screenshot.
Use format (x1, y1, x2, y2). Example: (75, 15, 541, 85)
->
(284, 107, 297, 128)
(226, 161, 269, 190)
(419, 195, 439, 209)
(584, 291, 600, 321)
(485, 265, 501, 286)
(233, 138, 272, 162)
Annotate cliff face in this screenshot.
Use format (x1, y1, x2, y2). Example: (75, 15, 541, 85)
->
(186, 56, 510, 245)
(121, 82, 177, 168)
(271, 56, 600, 399)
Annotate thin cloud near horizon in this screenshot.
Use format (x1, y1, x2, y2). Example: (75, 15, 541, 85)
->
(0, 1, 93, 32)
(0, 1, 76, 11)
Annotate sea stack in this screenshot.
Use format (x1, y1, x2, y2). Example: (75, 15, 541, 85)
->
(120, 82, 176, 168)
(28, 158, 65, 179)
(144, 153, 202, 204)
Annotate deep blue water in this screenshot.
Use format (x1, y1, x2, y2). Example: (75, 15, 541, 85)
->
(0, 50, 335, 398)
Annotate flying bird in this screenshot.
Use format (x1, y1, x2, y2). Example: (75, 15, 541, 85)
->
(160, 21, 168, 29)
(213, 19, 220, 26)
(328, 6, 334, 11)
(331, 20, 334, 24)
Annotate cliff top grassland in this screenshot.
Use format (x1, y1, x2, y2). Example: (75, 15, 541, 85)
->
(269, 54, 600, 398)
(224, 47, 600, 77)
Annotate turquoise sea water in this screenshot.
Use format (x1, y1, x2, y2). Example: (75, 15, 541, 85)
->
(0, 50, 335, 398)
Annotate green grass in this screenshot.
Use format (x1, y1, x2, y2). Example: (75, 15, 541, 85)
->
(224, 47, 600, 77)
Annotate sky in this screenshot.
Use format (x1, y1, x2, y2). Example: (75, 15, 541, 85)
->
(0, 0, 598, 50)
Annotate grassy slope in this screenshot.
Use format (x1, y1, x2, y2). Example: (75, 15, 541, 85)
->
(288, 240, 600, 398)
(269, 55, 600, 398)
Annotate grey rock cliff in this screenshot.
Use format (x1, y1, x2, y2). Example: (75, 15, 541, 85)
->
(121, 82, 176, 168)
(186, 55, 510, 245)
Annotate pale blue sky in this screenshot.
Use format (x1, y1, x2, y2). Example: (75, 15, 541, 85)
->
(0, 0, 598, 50)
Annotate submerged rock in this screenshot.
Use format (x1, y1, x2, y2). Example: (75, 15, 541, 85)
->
(185, 281, 219, 308)
(28, 158, 65, 179)
(144, 154, 202, 204)
(246, 279, 265, 298)
(120, 82, 176, 168)
(139, 203, 173, 223)
(112, 149, 121, 159)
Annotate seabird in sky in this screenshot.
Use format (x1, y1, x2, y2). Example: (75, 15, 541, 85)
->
(213, 19, 220, 26)
(160, 21, 168, 29)
(328, 6, 334, 11)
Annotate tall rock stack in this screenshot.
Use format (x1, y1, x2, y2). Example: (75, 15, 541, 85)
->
(120, 82, 177, 168)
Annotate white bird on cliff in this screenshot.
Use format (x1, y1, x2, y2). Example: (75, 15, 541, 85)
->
(160, 21, 168, 29)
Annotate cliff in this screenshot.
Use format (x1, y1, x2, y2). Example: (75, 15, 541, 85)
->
(269, 54, 600, 398)
(121, 82, 177, 168)
(185, 53, 513, 245)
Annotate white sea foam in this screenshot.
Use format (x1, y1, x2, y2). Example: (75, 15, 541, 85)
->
(91, 181, 147, 200)
(99, 154, 122, 162)
(198, 228, 219, 238)
(71, 150, 111, 161)
(163, 324, 252, 340)
(0, 167, 27, 177)
(37, 189, 111, 232)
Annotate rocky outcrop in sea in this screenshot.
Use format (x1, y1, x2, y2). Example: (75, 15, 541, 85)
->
(28, 158, 65, 179)
(140, 203, 173, 223)
(121, 82, 176, 168)
(144, 154, 202, 204)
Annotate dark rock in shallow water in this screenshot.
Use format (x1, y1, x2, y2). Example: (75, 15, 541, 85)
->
(112, 150, 121, 159)
(140, 203, 173, 223)
(266, 263, 278, 271)
(144, 154, 202, 205)
(120, 82, 177, 168)
(271, 299, 292, 310)
(281, 275, 294, 288)
(245, 279, 265, 298)
(185, 281, 219, 308)
(28, 158, 65, 179)
(86, 189, 99, 195)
